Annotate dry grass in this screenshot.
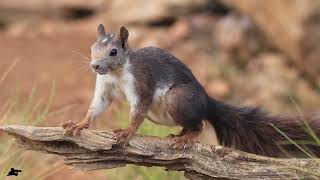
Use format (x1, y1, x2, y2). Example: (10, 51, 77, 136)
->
(0, 63, 185, 179)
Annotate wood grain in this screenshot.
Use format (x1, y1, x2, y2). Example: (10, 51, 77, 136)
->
(1, 125, 319, 179)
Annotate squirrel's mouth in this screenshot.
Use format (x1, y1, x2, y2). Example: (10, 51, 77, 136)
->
(92, 68, 108, 75)
(97, 70, 108, 75)
(96, 71, 108, 75)
(93, 66, 118, 75)
(91, 63, 117, 75)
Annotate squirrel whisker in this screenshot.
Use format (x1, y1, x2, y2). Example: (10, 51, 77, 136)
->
(71, 50, 91, 62)
(74, 64, 90, 72)
(70, 59, 90, 64)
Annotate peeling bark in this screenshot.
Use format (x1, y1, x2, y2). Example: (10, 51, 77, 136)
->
(1, 125, 319, 179)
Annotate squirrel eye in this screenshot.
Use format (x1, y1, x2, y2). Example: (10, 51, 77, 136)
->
(110, 49, 117, 56)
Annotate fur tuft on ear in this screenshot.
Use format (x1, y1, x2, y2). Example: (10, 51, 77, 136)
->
(117, 26, 129, 49)
(97, 24, 106, 38)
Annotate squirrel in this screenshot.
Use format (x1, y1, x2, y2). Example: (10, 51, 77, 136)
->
(60, 24, 320, 157)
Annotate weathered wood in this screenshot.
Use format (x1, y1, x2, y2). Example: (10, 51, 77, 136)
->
(1, 125, 319, 179)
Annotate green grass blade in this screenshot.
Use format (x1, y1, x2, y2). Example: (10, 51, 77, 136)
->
(34, 80, 55, 125)
(270, 123, 314, 158)
(289, 96, 320, 146)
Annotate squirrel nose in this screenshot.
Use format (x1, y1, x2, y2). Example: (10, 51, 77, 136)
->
(91, 64, 100, 70)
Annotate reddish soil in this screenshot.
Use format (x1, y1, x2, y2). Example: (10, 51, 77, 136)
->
(0, 29, 98, 125)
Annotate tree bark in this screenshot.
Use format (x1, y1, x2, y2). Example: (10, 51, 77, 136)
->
(1, 125, 319, 179)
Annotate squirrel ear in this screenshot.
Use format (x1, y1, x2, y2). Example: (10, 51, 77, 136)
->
(116, 26, 129, 49)
(97, 24, 106, 38)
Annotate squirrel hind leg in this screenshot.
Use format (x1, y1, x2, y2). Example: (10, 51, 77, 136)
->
(170, 129, 201, 150)
(164, 82, 207, 130)
(163, 82, 207, 149)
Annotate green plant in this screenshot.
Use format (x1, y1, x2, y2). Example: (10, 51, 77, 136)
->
(0, 81, 59, 180)
(270, 96, 320, 178)
(103, 105, 186, 180)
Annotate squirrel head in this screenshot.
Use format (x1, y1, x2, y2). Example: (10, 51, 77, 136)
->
(90, 24, 130, 75)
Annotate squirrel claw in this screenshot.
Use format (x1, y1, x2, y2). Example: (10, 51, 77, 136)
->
(61, 121, 89, 136)
(170, 138, 192, 150)
(113, 128, 125, 134)
(62, 129, 70, 136)
(63, 126, 76, 136)
(113, 129, 134, 146)
(73, 127, 81, 136)
(59, 120, 76, 129)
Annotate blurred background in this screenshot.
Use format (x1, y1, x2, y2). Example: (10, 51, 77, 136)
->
(0, 0, 319, 179)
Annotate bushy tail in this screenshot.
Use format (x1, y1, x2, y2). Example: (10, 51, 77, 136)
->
(206, 97, 320, 157)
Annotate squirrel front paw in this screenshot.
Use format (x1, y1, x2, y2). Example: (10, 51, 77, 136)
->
(60, 120, 89, 136)
(113, 128, 134, 146)
(59, 120, 76, 129)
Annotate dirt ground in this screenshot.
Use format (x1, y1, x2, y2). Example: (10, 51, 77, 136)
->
(0, 24, 102, 179)
(0, 25, 97, 122)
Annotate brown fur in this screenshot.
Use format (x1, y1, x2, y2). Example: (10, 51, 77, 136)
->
(207, 98, 320, 157)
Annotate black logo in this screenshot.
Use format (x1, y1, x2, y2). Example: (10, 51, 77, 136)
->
(7, 168, 22, 176)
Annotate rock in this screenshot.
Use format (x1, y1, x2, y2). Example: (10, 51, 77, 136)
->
(220, 0, 320, 87)
(168, 19, 191, 43)
(0, 0, 104, 11)
(0, 0, 104, 23)
(213, 13, 264, 63)
(104, 0, 207, 24)
(232, 53, 320, 113)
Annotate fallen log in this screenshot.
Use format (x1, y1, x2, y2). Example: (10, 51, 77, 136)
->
(0, 125, 319, 179)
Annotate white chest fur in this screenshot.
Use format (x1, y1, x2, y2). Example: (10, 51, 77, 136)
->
(101, 61, 138, 111)
(147, 86, 177, 126)
(118, 67, 138, 111)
